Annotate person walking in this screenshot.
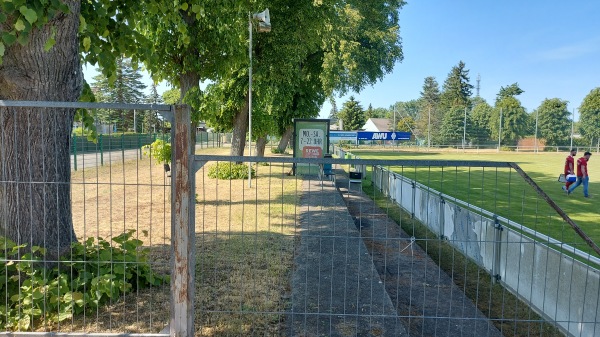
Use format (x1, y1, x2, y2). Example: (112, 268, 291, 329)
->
(562, 148, 577, 192)
(567, 151, 592, 197)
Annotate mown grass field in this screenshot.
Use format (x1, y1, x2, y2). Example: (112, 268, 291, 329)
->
(65, 147, 300, 335)
(352, 149, 600, 257)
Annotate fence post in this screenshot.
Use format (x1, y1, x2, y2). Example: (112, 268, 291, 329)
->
(170, 104, 195, 337)
(98, 134, 104, 166)
(492, 215, 503, 284)
(121, 133, 125, 161)
(138, 133, 142, 160)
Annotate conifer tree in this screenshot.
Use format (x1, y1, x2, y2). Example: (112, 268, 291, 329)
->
(339, 97, 366, 131)
(90, 58, 147, 132)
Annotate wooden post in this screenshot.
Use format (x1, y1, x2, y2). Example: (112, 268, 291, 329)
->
(170, 104, 195, 336)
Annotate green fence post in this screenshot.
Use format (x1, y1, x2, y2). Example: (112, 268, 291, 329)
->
(72, 136, 77, 171)
(99, 134, 104, 166)
(121, 133, 125, 161)
(138, 133, 142, 160)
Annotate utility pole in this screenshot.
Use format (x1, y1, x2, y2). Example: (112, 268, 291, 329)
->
(570, 108, 575, 150)
(427, 107, 431, 149)
(462, 106, 467, 149)
(498, 108, 502, 151)
(534, 109, 538, 153)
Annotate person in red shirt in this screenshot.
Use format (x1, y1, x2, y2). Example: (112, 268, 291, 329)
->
(567, 151, 592, 197)
(562, 148, 577, 192)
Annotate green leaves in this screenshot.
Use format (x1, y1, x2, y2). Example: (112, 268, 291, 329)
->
(0, 231, 168, 330)
(19, 6, 38, 24)
(0, 0, 68, 64)
(14, 19, 26, 31)
(142, 139, 172, 165)
(208, 162, 256, 180)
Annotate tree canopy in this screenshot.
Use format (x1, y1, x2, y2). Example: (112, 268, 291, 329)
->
(534, 98, 571, 146)
(338, 96, 365, 131)
(490, 96, 528, 145)
(578, 87, 600, 147)
(439, 61, 473, 110)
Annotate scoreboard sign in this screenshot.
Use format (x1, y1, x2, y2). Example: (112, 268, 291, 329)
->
(293, 119, 330, 175)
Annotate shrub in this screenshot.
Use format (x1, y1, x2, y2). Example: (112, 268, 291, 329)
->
(72, 126, 85, 136)
(270, 147, 287, 154)
(0, 230, 168, 330)
(208, 162, 255, 180)
(142, 139, 171, 165)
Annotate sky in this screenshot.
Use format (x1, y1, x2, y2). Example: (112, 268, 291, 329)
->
(319, 1, 600, 120)
(83, 1, 600, 121)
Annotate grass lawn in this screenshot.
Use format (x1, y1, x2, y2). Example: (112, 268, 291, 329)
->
(352, 149, 600, 257)
(58, 147, 300, 335)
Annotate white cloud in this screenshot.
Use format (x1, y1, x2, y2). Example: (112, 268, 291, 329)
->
(537, 38, 600, 60)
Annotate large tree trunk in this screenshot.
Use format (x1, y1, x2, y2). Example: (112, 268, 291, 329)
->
(230, 95, 250, 157)
(277, 126, 293, 153)
(0, 1, 82, 261)
(256, 136, 268, 158)
(180, 72, 201, 147)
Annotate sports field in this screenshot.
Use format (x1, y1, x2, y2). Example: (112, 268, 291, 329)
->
(352, 149, 600, 257)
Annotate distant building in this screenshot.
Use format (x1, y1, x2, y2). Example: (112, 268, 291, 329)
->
(362, 118, 392, 132)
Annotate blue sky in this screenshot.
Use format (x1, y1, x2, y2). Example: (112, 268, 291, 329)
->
(319, 1, 600, 120)
(84, 1, 599, 121)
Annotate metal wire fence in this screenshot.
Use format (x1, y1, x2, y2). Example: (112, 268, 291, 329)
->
(0, 101, 173, 335)
(2, 101, 599, 336)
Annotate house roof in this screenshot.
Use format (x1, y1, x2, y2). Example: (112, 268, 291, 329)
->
(366, 118, 392, 132)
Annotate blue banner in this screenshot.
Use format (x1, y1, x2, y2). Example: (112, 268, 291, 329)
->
(356, 131, 411, 141)
(330, 131, 357, 140)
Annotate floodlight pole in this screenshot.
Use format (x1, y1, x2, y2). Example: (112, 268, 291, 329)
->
(248, 9, 271, 188)
(570, 109, 575, 150)
(498, 108, 502, 151)
(248, 13, 253, 188)
(534, 109, 539, 153)
(427, 107, 431, 149)
(462, 106, 467, 149)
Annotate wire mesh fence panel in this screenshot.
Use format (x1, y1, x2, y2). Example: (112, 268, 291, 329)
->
(0, 102, 172, 334)
(3, 101, 600, 336)
(195, 152, 599, 337)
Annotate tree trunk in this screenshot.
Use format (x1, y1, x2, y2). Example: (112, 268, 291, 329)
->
(230, 95, 250, 157)
(0, 1, 82, 261)
(180, 72, 200, 147)
(256, 136, 268, 158)
(277, 126, 293, 153)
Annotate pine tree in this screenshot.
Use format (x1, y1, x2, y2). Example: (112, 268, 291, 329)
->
(417, 76, 441, 144)
(440, 61, 473, 110)
(328, 96, 339, 122)
(143, 83, 164, 133)
(339, 97, 366, 131)
(90, 57, 147, 132)
(440, 106, 468, 145)
(365, 104, 375, 119)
